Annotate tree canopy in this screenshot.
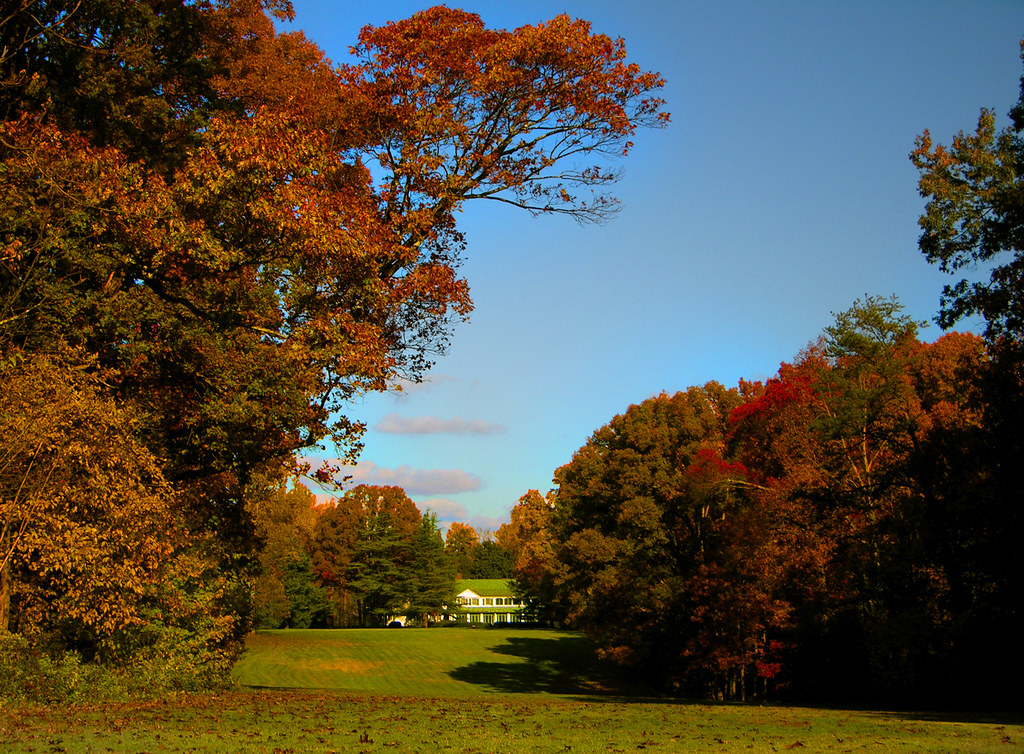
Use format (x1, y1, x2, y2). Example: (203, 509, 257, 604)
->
(545, 383, 758, 694)
(0, 0, 666, 490)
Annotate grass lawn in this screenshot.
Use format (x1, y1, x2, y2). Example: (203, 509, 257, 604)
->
(232, 627, 649, 698)
(1, 628, 1020, 752)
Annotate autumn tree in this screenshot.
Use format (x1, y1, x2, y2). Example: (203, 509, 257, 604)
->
(957, 344, 1024, 707)
(246, 467, 328, 628)
(346, 7, 668, 231)
(899, 331, 1012, 700)
(812, 298, 929, 643)
(311, 490, 453, 627)
(549, 383, 778, 696)
(443, 521, 514, 579)
(310, 485, 422, 626)
(0, 347, 236, 694)
(910, 42, 1024, 703)
(497, 491, 554, 561)
(444, 521, 480, 578)
(911, 40, 1024, 340)
(310, 494, 364, 626)
(541, 296, 1015, 704)
(497, 490, 560, 623)
(726, 298, 1018, 704)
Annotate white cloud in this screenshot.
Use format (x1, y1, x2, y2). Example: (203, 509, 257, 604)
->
(416, 497, 469, 521)
(464, 514, 505, 538)
(310, 487, 504, 534)
(375, 413, 506, 435)
(311, 490, 338, 507)
(349, 461, 482, 496)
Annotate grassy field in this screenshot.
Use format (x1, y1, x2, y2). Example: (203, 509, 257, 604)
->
(1, 628, 1021, 753)
(233, 627, 649, 697)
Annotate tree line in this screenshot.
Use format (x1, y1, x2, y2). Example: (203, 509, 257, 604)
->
(0, 0, 665, 700)
(507, 299, 1019, 706)
(504, 47, 1024, 706)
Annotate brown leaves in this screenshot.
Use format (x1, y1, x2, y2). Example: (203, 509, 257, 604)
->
(911, 91, 1024, 336)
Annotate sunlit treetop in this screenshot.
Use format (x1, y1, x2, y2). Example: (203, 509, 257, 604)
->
(344, 6, 669, 237)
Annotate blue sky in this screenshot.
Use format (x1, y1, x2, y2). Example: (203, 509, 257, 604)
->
(288, 1, 1024, 532)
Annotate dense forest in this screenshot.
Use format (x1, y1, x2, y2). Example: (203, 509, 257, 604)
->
(1, 0, 1022, 709)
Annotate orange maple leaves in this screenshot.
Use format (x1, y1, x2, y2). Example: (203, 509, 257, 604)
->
(347, 7, 668, 227)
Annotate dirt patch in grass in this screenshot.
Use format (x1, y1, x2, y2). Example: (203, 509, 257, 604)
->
(244, 632, 352, 650)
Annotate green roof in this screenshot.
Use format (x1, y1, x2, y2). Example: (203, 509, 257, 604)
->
(454, 578, 517, 597)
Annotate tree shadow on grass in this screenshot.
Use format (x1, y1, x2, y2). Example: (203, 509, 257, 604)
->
(447, 633, 662, 701)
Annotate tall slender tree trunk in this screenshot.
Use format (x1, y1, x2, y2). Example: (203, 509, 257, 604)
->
(0, 559, 11, 632)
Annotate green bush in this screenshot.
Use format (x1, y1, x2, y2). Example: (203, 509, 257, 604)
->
(115, 623, 237, 697)
(0, 633, 120, 703)
(0, 619, 238, 704)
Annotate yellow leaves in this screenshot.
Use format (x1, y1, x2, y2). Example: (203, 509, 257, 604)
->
(0, 347, 197, 641)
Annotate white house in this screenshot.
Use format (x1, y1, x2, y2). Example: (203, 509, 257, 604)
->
(454, 579, 526, 624)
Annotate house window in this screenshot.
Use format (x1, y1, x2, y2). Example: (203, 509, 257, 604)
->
(483, 598, 493, 606)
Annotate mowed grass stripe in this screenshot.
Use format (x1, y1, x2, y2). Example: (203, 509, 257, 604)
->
(233, 628, 641, 698)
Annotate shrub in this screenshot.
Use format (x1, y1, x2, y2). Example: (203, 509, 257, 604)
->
(0, 633, 121, 703)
